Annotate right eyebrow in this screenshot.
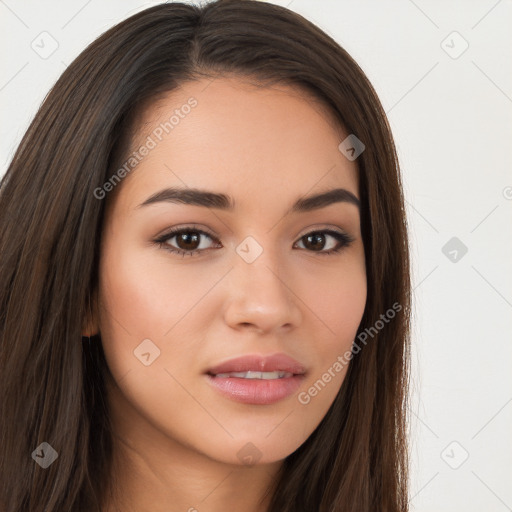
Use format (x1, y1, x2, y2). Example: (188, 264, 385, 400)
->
(136, 186, 360, 212)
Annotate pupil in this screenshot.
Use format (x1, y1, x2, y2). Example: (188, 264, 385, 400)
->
(179, 232, 199, 250)
(307, 233, 324, 251)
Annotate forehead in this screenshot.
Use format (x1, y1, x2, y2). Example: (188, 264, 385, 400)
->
(113, 76, 359, 213)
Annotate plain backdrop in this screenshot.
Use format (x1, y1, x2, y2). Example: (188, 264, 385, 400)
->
(1, 1, 511, 510)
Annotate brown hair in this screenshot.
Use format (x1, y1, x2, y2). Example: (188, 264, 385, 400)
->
(0, 1, 411, 510)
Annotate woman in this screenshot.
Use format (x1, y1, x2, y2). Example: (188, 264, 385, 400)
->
(0, 1, 411, 511)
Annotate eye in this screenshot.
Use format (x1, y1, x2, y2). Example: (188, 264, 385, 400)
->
(154, 226, 355, 257)
(154, 225, 220, 258)
(294, 229, 355, 255)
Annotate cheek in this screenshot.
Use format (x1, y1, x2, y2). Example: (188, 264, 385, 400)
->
(96, 237, 206, 387)
(305, 256, 367, 353)
(294, 257, 366, 411)
(98, 239, 213, 340)
(313, 274, 366, 334)
(96, 231, 236, 406)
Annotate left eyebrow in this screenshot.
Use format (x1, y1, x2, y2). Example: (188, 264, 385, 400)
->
(136, 186, 360, 213)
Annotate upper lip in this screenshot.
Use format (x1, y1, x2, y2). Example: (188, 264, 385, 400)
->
(206, 353, 306, 375)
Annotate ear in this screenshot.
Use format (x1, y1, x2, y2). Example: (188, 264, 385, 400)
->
(82, 287, 100, 337)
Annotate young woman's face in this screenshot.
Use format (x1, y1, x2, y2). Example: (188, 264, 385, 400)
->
(96, 77, 367, 466)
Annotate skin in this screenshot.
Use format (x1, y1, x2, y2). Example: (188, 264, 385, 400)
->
(84, 76, 367, 512)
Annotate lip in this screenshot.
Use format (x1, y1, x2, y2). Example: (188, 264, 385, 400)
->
(205, 353, 306, 405)
(206, 353, 306, 375)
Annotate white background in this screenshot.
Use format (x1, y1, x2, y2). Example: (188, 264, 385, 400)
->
(1, 1, 511, 510)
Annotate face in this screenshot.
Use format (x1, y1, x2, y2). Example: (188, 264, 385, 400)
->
(93, 76, 367, 467)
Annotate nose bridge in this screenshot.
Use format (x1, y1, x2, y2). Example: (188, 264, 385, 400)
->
(236, 235, 288, 301)
(223, 234, 301, 332)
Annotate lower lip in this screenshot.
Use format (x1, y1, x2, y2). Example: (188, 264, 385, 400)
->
(205, 374, 304, 405)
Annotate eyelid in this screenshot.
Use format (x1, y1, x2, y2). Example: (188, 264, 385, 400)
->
(153, 224, 219, 248)
(154, 223, 217, 240)
(154, 223, 352, 242)
(153, 223, 355, 257)
(296, 223, 349, 238)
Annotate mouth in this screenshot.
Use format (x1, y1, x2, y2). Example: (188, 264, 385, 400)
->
(205, 353, 306, 405)
(211, 370, 294, 379)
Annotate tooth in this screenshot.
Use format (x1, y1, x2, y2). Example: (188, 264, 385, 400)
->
(233, 371, 259, 378)
(214, 371, 293, 379)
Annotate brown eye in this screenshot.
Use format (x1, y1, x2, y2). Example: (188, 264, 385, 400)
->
(155, 227, 220, 257)
(173, 231, 201, 251)
(155, 227, 354, 258)
(302, 233, 327, 251)
(295, 230, 354, 255)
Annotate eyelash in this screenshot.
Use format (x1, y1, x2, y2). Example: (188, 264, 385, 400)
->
(154, 224, 355, 258)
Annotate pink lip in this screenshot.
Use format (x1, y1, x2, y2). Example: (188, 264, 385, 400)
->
(205, 353, 306, 405)
(206, 353, 306, 375)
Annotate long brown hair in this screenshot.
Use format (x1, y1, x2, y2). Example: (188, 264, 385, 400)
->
(0, 1, 411, 510)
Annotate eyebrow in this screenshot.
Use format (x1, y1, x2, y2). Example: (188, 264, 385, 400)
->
(137, 186, 360, 214)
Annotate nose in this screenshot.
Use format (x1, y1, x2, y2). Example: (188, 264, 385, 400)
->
(222, 249, 302, 335)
